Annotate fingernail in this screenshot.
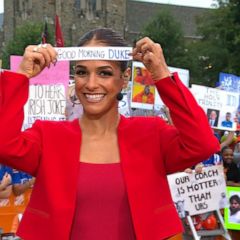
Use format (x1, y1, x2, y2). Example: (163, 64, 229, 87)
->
(53, 59, 57, 66)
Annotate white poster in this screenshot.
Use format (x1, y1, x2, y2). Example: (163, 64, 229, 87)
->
(167, 165, 227, 217)
(131, 61, 189, 110)
(191, 84, 238, 131)
(55, 47, 132, 61)
(23, 84, 66, 130)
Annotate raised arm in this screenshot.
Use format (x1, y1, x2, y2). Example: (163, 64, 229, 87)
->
(0, 44, 57, 175)
(132, 37, 220, 173)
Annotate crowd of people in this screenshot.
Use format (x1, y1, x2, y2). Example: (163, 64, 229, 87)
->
(0, 166, 35, 200)
(0, 27, 239, 240)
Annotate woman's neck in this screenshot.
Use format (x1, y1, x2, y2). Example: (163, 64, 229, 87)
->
(79, 111, 120, 137)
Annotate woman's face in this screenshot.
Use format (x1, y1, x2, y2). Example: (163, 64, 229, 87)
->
(74, 41, 126, 117)
(222, 148, 234, 164)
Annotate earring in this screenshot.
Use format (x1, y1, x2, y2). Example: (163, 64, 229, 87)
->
(116, 92, 123, 101)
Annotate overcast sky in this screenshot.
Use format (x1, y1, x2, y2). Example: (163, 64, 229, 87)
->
(0, 0, 3, 13)
(0, 0, 216, 13)
(136, 0, 216, 8)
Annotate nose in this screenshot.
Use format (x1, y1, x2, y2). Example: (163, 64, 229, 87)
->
(85, 73, 98, 90)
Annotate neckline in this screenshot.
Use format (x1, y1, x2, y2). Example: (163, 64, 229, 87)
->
(79, 162, 120, 165)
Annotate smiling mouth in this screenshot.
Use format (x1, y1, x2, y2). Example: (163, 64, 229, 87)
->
(84, 93, 106, 102)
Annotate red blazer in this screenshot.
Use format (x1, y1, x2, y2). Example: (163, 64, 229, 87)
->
(0, 71, 219, 240)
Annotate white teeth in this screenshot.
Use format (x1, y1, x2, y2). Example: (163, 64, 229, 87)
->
(85, 94, 105, 101)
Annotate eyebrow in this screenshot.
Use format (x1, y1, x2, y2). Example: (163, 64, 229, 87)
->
(75, 65, 113, 71)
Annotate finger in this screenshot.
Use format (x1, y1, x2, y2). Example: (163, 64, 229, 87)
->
(39, 48, 51, 67)
(140, 42, 155, 54)
(132, 52, 143, 62)
(26, 50, 46, 70)
(142, 51, 155, 65)
(25, 46, 46, 66)
(41, 44, 58, 64)
(133, 37, 154, 57)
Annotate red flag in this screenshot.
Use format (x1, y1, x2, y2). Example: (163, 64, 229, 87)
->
(55, 15, 64, 47)
(41, 21, 49, 44)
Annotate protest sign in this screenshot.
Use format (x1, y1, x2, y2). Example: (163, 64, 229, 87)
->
(191, 84, 238, 131)
(167, 165, 227, 217)
(10, 56, 69, 89)
(55, 47, 132, 61)
(224, 186, 240, 230)
(131, 61, 189, 110)
(10, 56, 69, 129)
(219, 72, 240, 93)
(22, 84, 66, 130)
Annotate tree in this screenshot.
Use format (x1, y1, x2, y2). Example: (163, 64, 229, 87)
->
(140, 9, 188, 69)
(2, 22, 54, 69)
(186, 0, 240, 86)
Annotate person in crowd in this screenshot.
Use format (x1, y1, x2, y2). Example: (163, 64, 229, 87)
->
(229, 194, 240, 223)
(221, 112, 233, 128)
(222, 146, 240, 186)
(11, 169, 35, 196)
(132, 84, 155, 104)
(0, 28, 219, 240)
(0, 164, 12, 199)
(233, 141, 240, 166)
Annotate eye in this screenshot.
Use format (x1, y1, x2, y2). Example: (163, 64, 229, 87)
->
(99, 70, 113, 77)
(75, 69, 87, 76)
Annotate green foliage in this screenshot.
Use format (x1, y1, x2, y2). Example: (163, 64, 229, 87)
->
(187, 0, 240, 86)
(2, 22, 54, 69)
(140, 9, 188, 69)
(139, 1, 240, 87)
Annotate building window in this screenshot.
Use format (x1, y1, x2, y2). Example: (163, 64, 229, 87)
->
(75, 0, 102, 19)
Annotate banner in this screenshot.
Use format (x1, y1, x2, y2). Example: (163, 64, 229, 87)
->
(130, 61, 189, 110)
(22, 84, 66, 130)
(167, 165, 227, 217)
(191, 84, 239, 131)
(11, 56, 69, 129)
(55, 47, 132, 61)
(219, 72, 240, 93)
(10, 56, 69, 89)
(224, 186, 240, 230)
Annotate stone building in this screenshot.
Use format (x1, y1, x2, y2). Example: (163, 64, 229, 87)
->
(1, 0, 209, 56)
(2, 0, 126, 48)
(125, 1, 210, 42)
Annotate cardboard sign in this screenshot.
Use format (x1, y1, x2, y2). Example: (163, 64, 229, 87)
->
(130, 61, 189, 110)
(55, 47, 132, 61)
(191, 84, 238, 131)
(167, 165, 227, 217)
(22, 84, 66, 130)
(225, 186, 240, 230)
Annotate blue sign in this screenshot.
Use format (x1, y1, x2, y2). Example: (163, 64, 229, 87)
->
(219, 72, 240, 93)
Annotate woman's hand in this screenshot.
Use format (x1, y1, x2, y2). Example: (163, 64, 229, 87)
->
(132, 37, 171, 81)
(17, 44, 57, 78)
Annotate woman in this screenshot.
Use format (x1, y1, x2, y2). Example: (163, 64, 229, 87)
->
(0, 28, 219, 240)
